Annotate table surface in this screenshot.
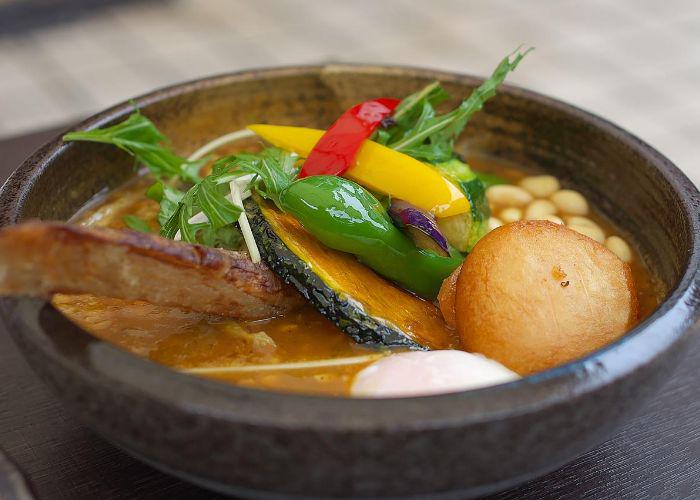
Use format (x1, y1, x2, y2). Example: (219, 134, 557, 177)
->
(0, 128, 698, 500)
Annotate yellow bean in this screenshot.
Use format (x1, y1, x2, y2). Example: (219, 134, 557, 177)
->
(550, 189, 589, 215)
(499, 207, 523, 223)
(488, 217, 504, 231)
(564, 215, 598, 228)
(605, 235, 633, 262)
(524, 199, 557, 220)
(569, 224, 605, 243)
(519, 175, 560, 198)
(542, 214, 564, 225)
(486, 185, 533, 207)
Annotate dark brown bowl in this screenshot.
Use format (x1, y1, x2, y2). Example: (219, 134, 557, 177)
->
(0, 65, 698, 499)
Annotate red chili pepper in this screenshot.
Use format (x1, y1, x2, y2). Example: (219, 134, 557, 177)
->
(299, 97, 400, 178)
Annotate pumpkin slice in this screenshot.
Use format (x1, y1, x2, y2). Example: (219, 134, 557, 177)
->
(246, 198, 457, 350)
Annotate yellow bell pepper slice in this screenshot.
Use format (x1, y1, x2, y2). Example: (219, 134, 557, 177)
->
(247, 125, 469, 218)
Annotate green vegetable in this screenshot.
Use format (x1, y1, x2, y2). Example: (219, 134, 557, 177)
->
(197, 224, 243, 250)
(373, 81, 449, 147)
(475, 171, 507, 189)
(147, 182, 185, 226)
(213, 148, 298, 206)
(63, 112, 204, 183)
(377, 47, 532, 164)
(122, 215, 151, 233)
(158, 148, 299, 248)
(160, 176, 243, 245)
(432, 158, 490, 251)
(278, 176, 462, 299)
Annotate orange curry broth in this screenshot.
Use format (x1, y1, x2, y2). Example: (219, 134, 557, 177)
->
(52, 156, 662, 396)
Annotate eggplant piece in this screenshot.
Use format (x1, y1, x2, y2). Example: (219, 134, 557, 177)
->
(388, 200, 450, 256)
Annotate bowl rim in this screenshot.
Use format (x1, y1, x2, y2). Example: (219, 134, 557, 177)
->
(1, 63, 698, 431)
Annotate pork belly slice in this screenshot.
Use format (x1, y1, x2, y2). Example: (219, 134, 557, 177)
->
(0, 222, 302, 319)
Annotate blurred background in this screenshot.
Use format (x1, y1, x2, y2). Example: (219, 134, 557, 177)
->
(1, 0, 698, 185)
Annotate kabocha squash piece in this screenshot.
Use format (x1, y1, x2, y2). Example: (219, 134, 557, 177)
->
(246, 198, 457, 349)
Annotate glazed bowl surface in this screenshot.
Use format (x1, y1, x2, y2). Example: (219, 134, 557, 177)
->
(0, 65, 698, 499)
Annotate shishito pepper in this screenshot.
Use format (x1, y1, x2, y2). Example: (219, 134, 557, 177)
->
(275, 175, 462, 299)
(300, 98, 399, 177)
(247, 124, 470, 218)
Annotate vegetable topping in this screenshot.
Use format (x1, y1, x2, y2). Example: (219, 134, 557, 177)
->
(247, 124, 470, 218)
(299, 98, 399, 177)
(61, 47, 533, 335)
(388, 200, 450, 256)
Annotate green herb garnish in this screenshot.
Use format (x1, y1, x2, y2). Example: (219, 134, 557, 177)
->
(63, 112, 204, 183)
(160, 147, 298, 245)
(160, 177, 242, 242)
(378, 47, 532, 163)
(147, 182, 185, 226)
(123, 215, 152, 233)
(212, 147, 298, 207)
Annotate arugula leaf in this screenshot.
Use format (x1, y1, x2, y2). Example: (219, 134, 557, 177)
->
(147, 182, 185, 226)
(392, 81, 450, 123)
(197, 225, 243, 249)
(196, 177, 241, 229)
(160, 179, 242, 242)
(123, 215, 152, 233)
(383, 47, 532, 163)
(375, 81, 450, 146)
(213, 147, 298, 207)
(63, 112, 204, 183)
(159, 147, 297, 248)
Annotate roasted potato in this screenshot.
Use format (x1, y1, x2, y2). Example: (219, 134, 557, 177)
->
(437, 264, 461, 329)
(455, 220, 638, 375)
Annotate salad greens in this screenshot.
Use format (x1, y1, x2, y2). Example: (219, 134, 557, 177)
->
(63, 112, 204, 183)
(372, 47, 531, 251)
(159, 175, 242, 242)
(376, 48, 531, 164)
(212, 148, 299, 207)
(159, 148, 297, 244)
(64, 111, 249, 250)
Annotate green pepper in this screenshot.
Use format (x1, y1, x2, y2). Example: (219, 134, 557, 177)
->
(433, 158, 491, 252)
(277, 175, 462, 299)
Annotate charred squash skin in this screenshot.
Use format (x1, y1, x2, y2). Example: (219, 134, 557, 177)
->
(246, 198, 457, 349)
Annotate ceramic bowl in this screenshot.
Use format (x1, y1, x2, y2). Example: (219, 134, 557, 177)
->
(1, 65, 698, 498)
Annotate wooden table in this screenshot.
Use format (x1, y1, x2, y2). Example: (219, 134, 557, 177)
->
(0, 128, 698, 500)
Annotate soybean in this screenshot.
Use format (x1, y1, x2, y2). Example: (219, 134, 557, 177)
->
(524, 199, 557, 220)
(569, 223, 605, 244)
(564, 215, 598, 228)
(542, 214, 564, 225)
(488, 217, 504, 231)
(606, 236, 633, 262)
(519, 175, 560, 198)
(486, 185, 533, 207)
(550, 190, 589, 215)
(500, 207, 523, 223)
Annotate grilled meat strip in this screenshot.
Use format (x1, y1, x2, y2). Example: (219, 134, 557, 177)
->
(0, 222, 302, 319)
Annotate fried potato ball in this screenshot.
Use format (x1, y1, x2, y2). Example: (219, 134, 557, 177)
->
(437, 264, 461, 329)
(455, 220, 638, 375)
